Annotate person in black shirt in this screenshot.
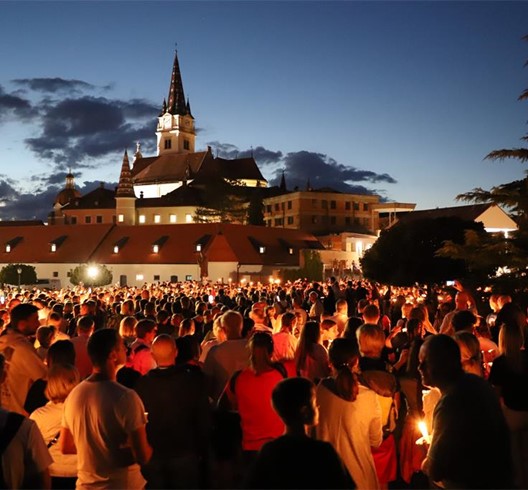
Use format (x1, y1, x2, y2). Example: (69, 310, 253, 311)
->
(245, 377, 354, 489)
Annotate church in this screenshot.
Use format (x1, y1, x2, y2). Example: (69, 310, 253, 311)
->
(50, 50, 267, 227)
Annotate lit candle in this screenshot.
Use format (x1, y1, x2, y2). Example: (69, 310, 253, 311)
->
(416, 420, 431, 445)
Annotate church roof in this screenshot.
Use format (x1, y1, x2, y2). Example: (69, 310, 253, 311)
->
(166, 50, 191, 117)
(198, 156, 267, 182)
(132, 151, 210, 184)
(116, 150, 135, 198)
(64, 185, 116, 210)
(54, 188, 81, 206)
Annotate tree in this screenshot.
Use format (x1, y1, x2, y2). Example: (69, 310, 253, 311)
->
(69, 264, 113, 287)
(0, 264, 37, 286)
(455, 35, 528, 289)
(281, 250, 323, 282)
(360, 217, 490, 286)
(247, 188, 265, 226)
(193, 178, 248, 223)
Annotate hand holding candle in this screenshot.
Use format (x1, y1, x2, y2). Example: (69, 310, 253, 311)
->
(416, 420, 432, 446)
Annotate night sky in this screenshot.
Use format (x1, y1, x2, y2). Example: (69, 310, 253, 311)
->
(1, 1, 528, 220)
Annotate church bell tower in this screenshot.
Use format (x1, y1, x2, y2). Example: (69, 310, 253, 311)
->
(156, 50, 195, 156)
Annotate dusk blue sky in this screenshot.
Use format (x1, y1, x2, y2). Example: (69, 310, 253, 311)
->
(1, 1, 528, 220)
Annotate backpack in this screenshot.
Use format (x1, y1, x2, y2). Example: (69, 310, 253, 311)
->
(360, 370, 399, 436)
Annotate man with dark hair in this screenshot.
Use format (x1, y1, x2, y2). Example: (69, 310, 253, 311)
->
(419, 334, 513, 489)
(0, 303, 46, 414)
(61, 329, 152, 489)
(245, 377, 354, 489)
(135, 335, 210, 489)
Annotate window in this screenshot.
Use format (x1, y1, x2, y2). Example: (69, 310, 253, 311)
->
(154, 275, 160, 281)
(170, 275, 178, 282)
(139, 215, 146, 224)
(281, 202, 285, 210)
(287, 216, 294, 225)
(113, 245, 119, 254)
(154, 214, 161, 224)
(136, 274, 144, 281)
(185, 214, 193, 223)
(84, 216, 92, 224)
(118, 214, 124, 223)
(164, 139, 172, 149)
(287, 201, 292, 210)
(353, 202, 360, 211)
(5, 245, 10, 253)
(322, 200, 328, 209)
(152, 244, 159, 254)
(67, 271, 71, 277)
(275, 203, 280, 211)
(266, 205, 272, 213)
(169, 214, 177, 223)
(259, 246, 266, 254)
(330, 200, 336, 209)
(183, 139, 189, 150)
(363, 203, 369, 211)
(345, 202, 351, 210)
(195, 244, 202, 252)
(185, 275, 193, 281)
(275, 218, 283, 226)
(53, 271, 59, 278)
(71, 216, 77, 224)
(96, 215, 102, 224)
(288, 248, 294, 255)
(50, 244, 57, 252)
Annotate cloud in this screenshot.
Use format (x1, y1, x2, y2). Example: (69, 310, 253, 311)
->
(0, 85, 32, 121)
(0, 178, 117, 221)
(25, 96, 157, 165)
(208, 142, 396, 195)
(12, 77, 98, 94)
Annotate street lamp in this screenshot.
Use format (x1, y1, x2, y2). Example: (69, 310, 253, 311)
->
(16, 267, 22, 289)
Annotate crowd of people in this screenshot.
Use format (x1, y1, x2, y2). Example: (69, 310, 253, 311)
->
(0, 276, 526, 489)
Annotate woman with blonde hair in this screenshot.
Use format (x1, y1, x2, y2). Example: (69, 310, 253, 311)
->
(454, 331, 483, 377)
(119, 315, 137, 348)
(30, 364, 80, 489)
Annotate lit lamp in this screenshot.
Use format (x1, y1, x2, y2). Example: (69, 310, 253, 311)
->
(87, 265, 98, 281)
(16, 267, 22, 288)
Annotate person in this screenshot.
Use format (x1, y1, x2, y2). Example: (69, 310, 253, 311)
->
(0, 352, 52, 489)
(245, 377, 354, 489)
(489, 320, 528, 489)
(70, 316, 94, 380)
(135, 335, 210, 489)
(203, 310, 249, 403)
(419, 334, 513, 489)
(308, 291, 323, 321)
(218, 332, 286, 461)
(294, 321, 330, 383)
(439, 290, 472, 336)
(30, 364, 80, 489)
(272, 312, 297, 362)
(60, 328, 152, 489)
(0, 303, 47, 415)
(453, 331, 483, 377)
(316, 337, 382, 489)
(128, 319, 157, 375)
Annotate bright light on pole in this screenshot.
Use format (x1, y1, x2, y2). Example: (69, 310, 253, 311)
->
(87, 265, 98, 280)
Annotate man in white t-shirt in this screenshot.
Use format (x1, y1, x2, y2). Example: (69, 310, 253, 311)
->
(61, 329, 152, 489)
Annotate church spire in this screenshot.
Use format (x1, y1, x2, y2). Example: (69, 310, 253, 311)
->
(167, 49, 187, 116)
(279, 170, 287, 192)
(116, 150, 135, 197)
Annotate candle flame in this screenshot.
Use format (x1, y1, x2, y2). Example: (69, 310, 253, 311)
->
(418, 420, 429, 440)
